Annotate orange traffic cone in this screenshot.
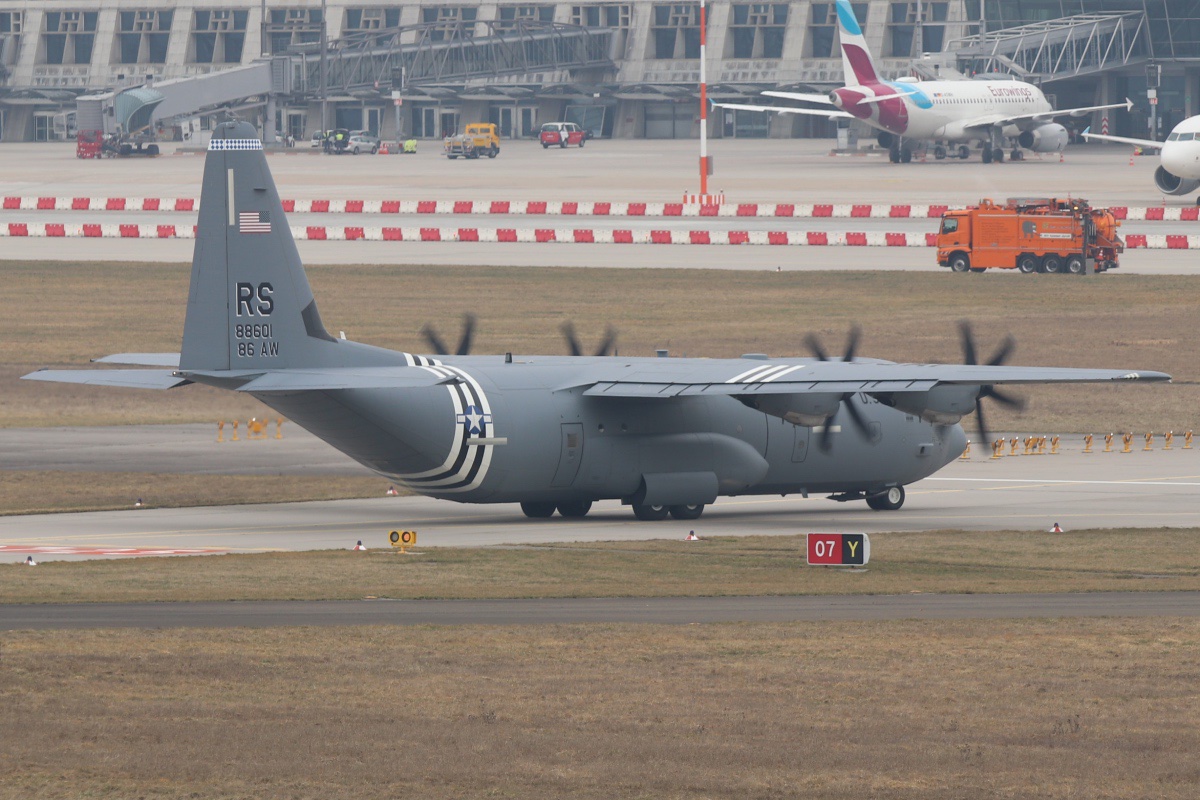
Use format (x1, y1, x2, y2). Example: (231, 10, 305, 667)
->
(378, 143, 389, 155)
(1050, 522, 1063, 533)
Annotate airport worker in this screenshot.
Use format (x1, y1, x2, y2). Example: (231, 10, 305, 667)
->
(25, 556, 38, 566)
(352, 540, 367, 551)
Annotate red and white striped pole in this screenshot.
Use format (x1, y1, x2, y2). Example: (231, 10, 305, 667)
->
(698, 0, 709, 199)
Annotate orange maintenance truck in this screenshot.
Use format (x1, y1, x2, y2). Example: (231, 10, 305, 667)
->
(936, 197, 1123, 275)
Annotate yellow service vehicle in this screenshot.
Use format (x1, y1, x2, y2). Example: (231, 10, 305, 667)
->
(444, 123, 500, 159)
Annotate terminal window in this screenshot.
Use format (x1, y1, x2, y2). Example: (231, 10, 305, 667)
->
(809, 3, 868, 58)
(191, 10, 247, 63)
(117, 10, 173, 64)
(497, 5, 556, 32)
(40, 11, 98, 65)
(651, 3, 703, 59)
(887, 1, 947, 57)
(730, 4, 788, 59)
(265, 8, 323, 55)
(421, 7, 479, 41)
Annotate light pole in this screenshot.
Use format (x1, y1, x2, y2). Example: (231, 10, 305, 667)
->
(319, 0, 328, 133)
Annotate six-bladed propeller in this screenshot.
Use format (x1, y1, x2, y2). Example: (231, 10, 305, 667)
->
(957, 321, 1026, 446)
(421, 314, 476, 356)
(805, 325, 871, 452)
(561, 321, 618, 357)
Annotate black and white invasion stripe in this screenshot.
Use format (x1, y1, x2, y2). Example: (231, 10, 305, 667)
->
(391, 363, 494, 494)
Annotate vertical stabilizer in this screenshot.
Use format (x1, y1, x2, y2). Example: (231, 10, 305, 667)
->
(179, 121, 356, 372)
(835, 0, 881, 87)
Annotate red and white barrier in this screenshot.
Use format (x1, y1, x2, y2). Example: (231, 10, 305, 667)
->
(1, 195, 1191, 221)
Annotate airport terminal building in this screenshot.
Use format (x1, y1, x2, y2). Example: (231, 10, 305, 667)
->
(0, 0, 1197, 142)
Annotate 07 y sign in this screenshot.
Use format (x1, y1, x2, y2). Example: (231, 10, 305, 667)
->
(807, 533, 870, 566)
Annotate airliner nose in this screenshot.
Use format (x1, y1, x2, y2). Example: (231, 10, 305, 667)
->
(1161, 143, 1197, 177)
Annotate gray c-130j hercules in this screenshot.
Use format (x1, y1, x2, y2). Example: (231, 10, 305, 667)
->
(24, 121, 1171, 521)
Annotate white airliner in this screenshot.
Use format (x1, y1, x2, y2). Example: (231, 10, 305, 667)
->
(717, 0, 1130, 164)
(1083, 115, 1200, 199)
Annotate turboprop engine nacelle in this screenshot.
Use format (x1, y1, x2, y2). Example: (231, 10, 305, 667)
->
(740, 393, 843, 427)
(1154, 165, 1200, 196)
(1018, 123, 1069, 153)
(877, 386, 979, 425)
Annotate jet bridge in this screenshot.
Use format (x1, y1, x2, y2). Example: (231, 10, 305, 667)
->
(295, 20, 614, 95)
(947, 12, 1149, 83)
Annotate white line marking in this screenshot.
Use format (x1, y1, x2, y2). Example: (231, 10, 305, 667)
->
(928, 477, 1200, 486)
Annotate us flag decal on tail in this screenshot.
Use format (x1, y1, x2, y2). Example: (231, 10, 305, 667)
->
(239, 210, 271, 234)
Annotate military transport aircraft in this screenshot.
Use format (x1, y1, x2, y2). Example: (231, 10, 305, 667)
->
(23, 121, 1170, 522)
(716, 0, 1129, 164)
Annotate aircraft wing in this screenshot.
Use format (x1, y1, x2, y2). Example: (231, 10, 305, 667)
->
(762, 91, 837, 106)
(712, 102, 852, 120)
(21, 369, 191, 389)
(963, 98, 1133, 131)
(1081, 131, 1165, 150)
(92, 353, 182, 367)
(578, 361, 1170, 398)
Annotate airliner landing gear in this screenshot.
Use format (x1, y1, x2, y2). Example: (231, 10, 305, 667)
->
(934, 145, 947, 160)
(900, 146, 913, 163)
(958, 145, 971, 159)
(889, 142, 901, 163)
(1010, 148, 1023, 161)
(981, 147, 993, 164)
(992, 147, 1005, 163)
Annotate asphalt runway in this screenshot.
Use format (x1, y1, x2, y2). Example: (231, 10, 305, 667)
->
(5, 592, 1200, 630)
(1, 427, 1196, 561)
(2, 138, 1197, 272)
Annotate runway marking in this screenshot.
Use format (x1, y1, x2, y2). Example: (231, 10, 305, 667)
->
(0, 545, 227, 557)
(929, 477, 1200, 487)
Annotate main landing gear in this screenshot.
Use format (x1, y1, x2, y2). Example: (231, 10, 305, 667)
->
(866, 486, 905, 511)
(519, 500, 707, 521)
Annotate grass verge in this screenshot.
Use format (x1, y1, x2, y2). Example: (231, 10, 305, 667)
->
(4, 528, 1199, 604)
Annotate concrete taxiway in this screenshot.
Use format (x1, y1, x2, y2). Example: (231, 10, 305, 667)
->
(2, 139, 1197, 272)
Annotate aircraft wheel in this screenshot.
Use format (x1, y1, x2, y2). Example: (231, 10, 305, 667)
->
(1065, 255, 1086, 275)
(520, 501, 557, 518)
(949, 252, 971, 273)
(992, 147, 1005, 163)
(557, 500, 593, 518)
(981, 147, 992, 164)
(888, 145, 900, 163)
(934, 146, 946, 160)
(669, 504, 705, 520)
(1018, 254, 1039, 274)
(1041, 254, 1063, 274)
(632, 503, 670, 521)
(866, 486, 905, 511)
(900, 147, 913, 164)
(1010, 149, 1022, 161)
(958, 145, 971, 159)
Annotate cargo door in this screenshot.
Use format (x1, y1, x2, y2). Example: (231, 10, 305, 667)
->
(551, 423, 584, 487)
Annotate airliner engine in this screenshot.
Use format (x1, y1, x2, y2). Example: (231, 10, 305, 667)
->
(1017, 123, 1069, 153)
(1154, 165, 1200, 196)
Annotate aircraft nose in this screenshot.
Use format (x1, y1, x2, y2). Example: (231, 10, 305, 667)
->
(1161, 144, 1196, 176)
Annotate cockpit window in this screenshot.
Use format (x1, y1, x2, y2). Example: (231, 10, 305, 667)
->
(941, 217, 959, 234)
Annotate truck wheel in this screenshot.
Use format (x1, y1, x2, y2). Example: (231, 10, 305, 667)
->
(1017, 254, 1039, 274)
(1066, 255, 1086, 275)
(866, 486, 905, 511)
(447, 155, 458, 159)
(969, 267, 986, 273)
(1042, 254, 1063, 274)
(542, 143, 549, 149)
(488, 146, 498, 158)
(579, 138, 585, 148)
(949, 253, 971, 273)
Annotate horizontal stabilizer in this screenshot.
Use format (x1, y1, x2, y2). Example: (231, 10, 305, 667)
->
(231, 367, 459, 393)
(22, 369, 190, 389)
(93, 353, 182, 367)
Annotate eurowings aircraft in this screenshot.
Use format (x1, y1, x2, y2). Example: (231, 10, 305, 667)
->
(717, 0, 1129, 164)
(1083, 115, 1200, 199)
(23, 121, 1170, 521)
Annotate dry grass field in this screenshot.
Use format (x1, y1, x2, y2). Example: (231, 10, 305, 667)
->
(3, 619, 1199, 799)
(3, 529, 1200, 604)
(3, 261, 1196, 433)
